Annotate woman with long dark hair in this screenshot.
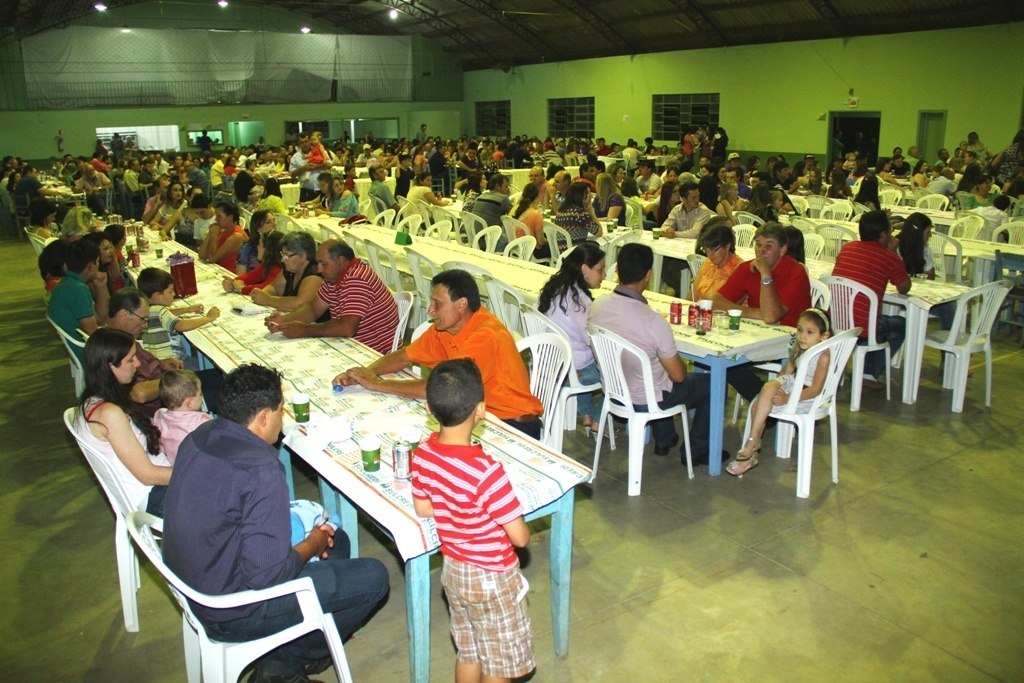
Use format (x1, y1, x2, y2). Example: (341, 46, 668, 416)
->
(554, 181, 603, 244)
(537, 241, 606, 434)
(236, 210, 277, 274)
(257, 177, 287, 215)
(225, 230, 286, 295)
(656, 181, 680, 226)
(511, 183, 548, 259)
(854, 173, 881, 211)
(76, 328, 171, 514)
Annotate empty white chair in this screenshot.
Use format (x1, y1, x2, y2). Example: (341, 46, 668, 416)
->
(473, 225, 503, 253)
(425, 219, 454, 242)
(63, 407, 143, 632)
(363, 239, 404, 292)
(992, 220, 1024, 246)
(542, 221, 573, 269)
(319, 222, 344, 243)
(788, 195, 809, 216)
(924, 280, 1011, 413)
(948, 214, 984, 240)
(371, 208, 396, 231)
(126, 511, 354, 683)
(484, 277, 526, 335)
(821, 276, 892, 411)
(341, 230, 368, 260)
(804, 195, 829, 218)
(790, 216, 819, 235)
(733, 211, 764, 227)
(25, 227, 54, 256)
(602, 230, 642, 282)
(820, 202, 853, 222)
(733, 224, 756, 248)
(48, 315, 86, 395)
(816, 224, 857, 261)
(879, 187, 904, 209)
(503, 235, 537, 261)
(623, 197, 644, 229)
(588, 325, 694, 496)
(390, 290, 415, 352)
(809, 277, 830, 309)
(515, 333, 572, 448)
(739, 329, 860, 498)
(927, 231, 963, 284)
(916, 194, 950, 210)
(404, 248, 440, 327)
(803, 233, 825, 261)
(395, 214, 425, 238)
(460, 211, 487, 246)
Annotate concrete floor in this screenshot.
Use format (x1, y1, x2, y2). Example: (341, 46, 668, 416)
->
(1, 236, 1021, 682)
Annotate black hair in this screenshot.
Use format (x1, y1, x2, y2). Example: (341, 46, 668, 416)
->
(538, 241, 605, 315)
(29, 197, 57, 226)
(854, 173, 880, 209)
(858, 209, 891, 241)
(216, 201, 239, 222)
(218, 363, 284, 426)
(513, 183, 539, 219)
(38, 239, 66, 283)
(425, 358, 484, 427)
(264, 177, 282, 198)
(103, 223, 126, 247)
(108, 287, 146, 318)
(136, 268, 174, 298)
(698, 221, 737, 254)
(80, 328, 161, 455)
(784, 226, 806, 264)
(190, 193, 212, 209)
(431, 269, 481, 312)
(897, 212, 932, 276)
(487, 173, 506, 190)
(65, 238, 100, 274)
(260, 230, 286, 272)
(615, 243, 654, 285)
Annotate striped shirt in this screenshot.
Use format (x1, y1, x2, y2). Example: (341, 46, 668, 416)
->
(831, 240, 909, 335)
(316, 258, 398, 354)
(142, 304, 185, 360)
(411, 433, 523, 572)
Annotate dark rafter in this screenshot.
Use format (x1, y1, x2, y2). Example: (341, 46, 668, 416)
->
(450, 0, 556, 57)
(560, 0, 632, 54)
(671, 0, 728, 45)
(805, 0, 847, 32)
(377, 0, 490, 63)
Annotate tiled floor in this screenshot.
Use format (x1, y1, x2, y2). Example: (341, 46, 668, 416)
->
(2, 237, 1021, 682)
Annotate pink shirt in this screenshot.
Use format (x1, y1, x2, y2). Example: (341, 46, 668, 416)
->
(153, 409, 213, 465)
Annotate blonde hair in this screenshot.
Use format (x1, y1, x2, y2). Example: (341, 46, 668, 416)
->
(594, 172, 622, 212)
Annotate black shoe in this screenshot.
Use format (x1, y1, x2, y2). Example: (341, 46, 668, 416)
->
(302, 657, 333, 676)
(653, 435, 679, 456)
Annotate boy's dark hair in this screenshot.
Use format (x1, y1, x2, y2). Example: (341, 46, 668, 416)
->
(432, 269, 481, 312)
(159, 369, 202, 410)
(426, 359, 484, 427)
(65, 238, 99, 274)
(219, 364, 283, 426)
(136, 267, 174, 298)
(615, 243, 654, 285)
(858, 210, 891, 242)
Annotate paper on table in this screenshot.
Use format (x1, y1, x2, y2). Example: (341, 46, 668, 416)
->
(232, 302, 274, 316)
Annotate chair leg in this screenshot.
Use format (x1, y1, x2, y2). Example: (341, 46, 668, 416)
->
(182, 615, 201, 683)
(115, 516, 140, 632)
(829, 407, 839, 484)
(626, 420, 648, 496)
(775, 421, 795, 460)
(680, 411, 693, 480)
(731, 392, 744, 425)
(951, 351, 969, 413)
(795, 421, 815, 499)
(850, 349, 866, 412)
(589, 404, 610, 483)
(984, 345, 993, 408)
(883, 347, 892, 401)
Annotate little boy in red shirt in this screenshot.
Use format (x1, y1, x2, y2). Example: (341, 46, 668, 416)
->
(411, 359, 534, 683)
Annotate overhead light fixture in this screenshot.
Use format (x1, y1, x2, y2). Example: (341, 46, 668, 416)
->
(94, 3, 107, 11)
(218, 0, 228, 6)
(388, 8, 398, 19)
(300, 26, 311, 33)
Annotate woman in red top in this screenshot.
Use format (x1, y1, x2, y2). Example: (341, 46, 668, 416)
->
(222, 230, 285, 295)
(199, 202, 247, 272)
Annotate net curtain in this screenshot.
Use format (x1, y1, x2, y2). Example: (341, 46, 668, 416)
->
(22, 27, 411, 107)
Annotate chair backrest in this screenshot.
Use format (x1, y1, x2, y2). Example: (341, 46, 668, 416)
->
(682, 252, 707, 298)
(410, 320, 433, 342)
(601, 229, 642, 280)
(371, 208, 396, 231)
(396, 213, 425, 237)
(820, 202, 853, 222)
(934, 280, 1012, 349)
(954, 191, 972, 211)
(542, 221, 574, 269)
(48, 315, 86, 394)
(341, 230, 368, 260)
(821, 275, 882, 344)
(484, 278, 526, 335)
(390, 291, 414, 352)
(363, 239, 403, 292)
(370, 194, 389, 216)
(733, 211, 764, 227)
(879, 187, 904, 209)
(851, 201, 871, 217)
(733, 224, 756, 248)
(587, 324, 663, 410)
(273, 213, 305, 235)
(790, 216, 819, 234)
(515, 333, 571, 441)
(429, 205, 451, 226)
(804, 194, 829, 218)
(240, 207, 254, 228)
(63, 407, 138, 517)
(503, 234, 537, 261)
(623, 197, 644, 229)
(473, 225, 503, 253)
(500, 215, 529, 243)
(319, 222, 345, 243)
(519, 302, 565, 337)
(776, 328, 861, 416)
(916, 193, 950, 210)
(25, 227, 54, 255)
(992, 220, 1024, 246)
(788, 195, 809, 216)
(927, 231, 962, 284)
(404, 247, 440, 310)
(808, 277, 830, 310)
(948, 214, 984, 240)
(803, 233, 825, 261)
(815, 224, 856, 261)
(425, 219, 454, 242)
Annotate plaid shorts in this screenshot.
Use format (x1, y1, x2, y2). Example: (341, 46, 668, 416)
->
(441, 557, 535, 679)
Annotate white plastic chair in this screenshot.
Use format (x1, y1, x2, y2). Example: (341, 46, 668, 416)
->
(924, 281, 1011, 413)
(733, 224, 756, 248)
(424, 219, 454, 242)
(809, 277, 831, 310)
(364, 239, 404, 292)
(916, 194, 950, 210)
(63, 407, 144, 633)
(371, 208, 396, 231)
(473, 225, 503, 253)
(683, 253, 707, 299)
(879, 187, 904, 209)
(542, 221, 573, 269)
(733, 211, 764, 227)
(739, 329, 860, 498)
(319, 222, 345, 243)
(803, 233, 825, 261)
(409, 319, 432, 343)
(460, 211, 487, 246)
(126, 511, 354, 683)
(788, 195, 809, 216)
(816, 224, 857, 261)
(804, 195, 829, 218)
(992, 220, 1024, 246)
(395, 214, 425, 238)
(390, 290, 415, 352)
(820, 202, 853, 222)
(790, 216, 819, 234)
(25, 227, 54, 256)
(404, 248, 440, 327)
(48, 315, 86, 395)
(503, 235, 537, 261)
(623, 197, 644, 229)
(587, 324, 693, 496)
(500, 215, 530, 244)
(928, 231, 963, 284)
(948, 214, 985, 240)
(821, 275, 892, 411)
(516, 333, 572, 448)
(484, 277, 526, 335)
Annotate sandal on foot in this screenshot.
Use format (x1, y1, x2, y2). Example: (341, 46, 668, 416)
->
(726, 438, 761, 476)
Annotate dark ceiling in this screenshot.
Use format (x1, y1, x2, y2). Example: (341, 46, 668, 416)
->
(5, 0, 1023, 71)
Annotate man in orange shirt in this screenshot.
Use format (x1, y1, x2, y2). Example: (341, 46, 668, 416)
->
(334, 269, 543, 439)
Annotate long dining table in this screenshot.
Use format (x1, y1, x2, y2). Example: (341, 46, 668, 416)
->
(129, 233, 591, 683)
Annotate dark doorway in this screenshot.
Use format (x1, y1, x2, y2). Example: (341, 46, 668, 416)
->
(828, 112, 881, 166)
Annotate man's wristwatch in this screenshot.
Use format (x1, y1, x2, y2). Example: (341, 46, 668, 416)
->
(761, 276, 774, 286)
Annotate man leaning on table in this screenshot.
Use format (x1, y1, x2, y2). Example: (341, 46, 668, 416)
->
(712, 222, 811, 400)
(163, 363, 389, 683)
(589, 243, 717, 466)
(334, 269, 544, 440)
(266, 239, 399, 355)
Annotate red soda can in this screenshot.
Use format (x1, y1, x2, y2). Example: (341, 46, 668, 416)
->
(130, 251, 140, 268)
(669, 301, 682, 325)
(701, 307, 713, 332)
(687, 303, 698, 327)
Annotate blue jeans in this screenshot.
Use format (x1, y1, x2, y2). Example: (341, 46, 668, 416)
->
(202, 532, 389, 676)
(575, 361, 601, 422)
(633, 372, 712, 463)
(864, 314, 906, 378)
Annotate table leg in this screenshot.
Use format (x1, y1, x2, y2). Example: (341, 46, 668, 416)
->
(902, 306, 928, 404)
(406, 554, 432, 683)
(547, 490, 574, 657)
(316, 478, 360, 559)
(650, 251, 664, 293)
(277, 443, 295, 499)
(706, 359, 727, 476)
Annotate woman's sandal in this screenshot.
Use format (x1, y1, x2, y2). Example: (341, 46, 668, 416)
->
(726, 437, 761, 476)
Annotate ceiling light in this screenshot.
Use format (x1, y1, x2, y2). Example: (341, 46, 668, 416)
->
(300, 26, 311, 33)
(389, 8, 398, 19)
(94, 3, 107, 11)
(218, 0, 228, 6)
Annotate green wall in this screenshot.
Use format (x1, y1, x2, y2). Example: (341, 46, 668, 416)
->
(462, 23, 1024, 157)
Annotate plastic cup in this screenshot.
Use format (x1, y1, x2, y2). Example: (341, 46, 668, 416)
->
(712, 310, 728, 332)
(155, 246, 164, 259)
(292, 392, 310, 423)
(728, 309, 742, 332)
(652, 229, 661, 240)
(359, 435, 381, 472)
